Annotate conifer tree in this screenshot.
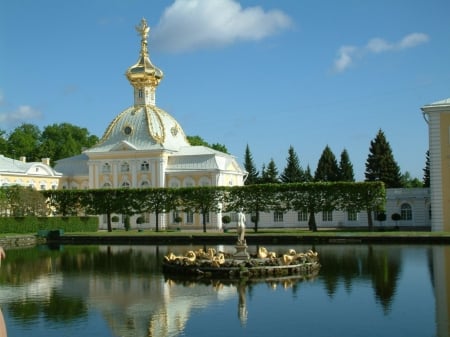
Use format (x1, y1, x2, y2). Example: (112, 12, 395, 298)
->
(280, 146, 304, 183)
(243, 144, 259, 185)
(423, 150, 430, 187)
(338, 149, 355, 181)
(365, 129, 402, 188)
(261, 159, 279, 183)
(304, 165, 313, 182)
(314, 145, 339, 181)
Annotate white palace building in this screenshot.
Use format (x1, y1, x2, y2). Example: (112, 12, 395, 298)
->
(3, 19, 449, 231)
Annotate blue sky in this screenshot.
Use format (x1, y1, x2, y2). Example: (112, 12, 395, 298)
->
(1, 0, 449, 181)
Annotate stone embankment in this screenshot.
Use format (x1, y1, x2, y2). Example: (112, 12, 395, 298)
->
(0, 235, 44, 248)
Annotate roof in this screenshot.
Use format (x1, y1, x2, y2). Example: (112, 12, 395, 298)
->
(0, 155, 62, 177)
(166, 146, 246, 174)
(86, 105, 190, 153)
(54, 153, 89, 176)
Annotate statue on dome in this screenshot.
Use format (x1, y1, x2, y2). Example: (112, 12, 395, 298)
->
(136, 18, 150, 39)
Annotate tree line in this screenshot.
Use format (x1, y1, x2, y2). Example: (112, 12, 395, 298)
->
(36, 182, 385, 233)
(244, 129, 430, 188)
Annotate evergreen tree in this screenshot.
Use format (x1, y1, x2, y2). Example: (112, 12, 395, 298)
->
(304, 165, 313, 182)
(338, 149, 355, 181)
(423, 150, 430, 187)
(260, 159, 279, 183)
(243, 144, 259, 185)
(280, 146, 304, 183)
(365, 129, 402, 188)
(314, 145, 339, 181)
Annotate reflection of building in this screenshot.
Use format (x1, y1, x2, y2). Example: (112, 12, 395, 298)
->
(422, 99, 450, 231)
(432, 246, 450, 337)
(54, 19, 246, 230)
(0, 155, 61, 190)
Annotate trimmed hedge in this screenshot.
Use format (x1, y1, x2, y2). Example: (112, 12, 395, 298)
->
(0, 216, 98, 234)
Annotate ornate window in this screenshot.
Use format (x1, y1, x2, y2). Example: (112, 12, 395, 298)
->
(121, 162, 130, 172)
(400, 203, 412, 220)
(141, 161, 150, 171)
(102, 163, 111, 173)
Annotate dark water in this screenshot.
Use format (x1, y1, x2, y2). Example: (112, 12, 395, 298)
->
(0, 244, 448, 337)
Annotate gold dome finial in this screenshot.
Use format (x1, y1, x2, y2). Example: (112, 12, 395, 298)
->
(136, 18, 150, 58)
(126, 18, 163, 106)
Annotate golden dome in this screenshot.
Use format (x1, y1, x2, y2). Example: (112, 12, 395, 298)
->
(126, 18, 163, 89)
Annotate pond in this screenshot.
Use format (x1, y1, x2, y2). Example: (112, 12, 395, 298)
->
(0, 243, 448, 337)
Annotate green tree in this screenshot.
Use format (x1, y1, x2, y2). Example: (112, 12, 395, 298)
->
(134, 188, 177, 232)
(339, 149, 355, 181)
(186, 135, 228, 153)
(280, 146, 304, 183)
(400, 171, 423, 188)
(260, 159, 279, 183)
(365, 129, 402, 188)
(0, 129, 8, 154)
(6, 123, 41, 161)
(304, 165, 313, 182)
(39, 123, 98, 165)
(178, 186, 224, 233)
(314, 145, 339, 182)
(423, 150, 430, 188)
(243, 144, 259, 185)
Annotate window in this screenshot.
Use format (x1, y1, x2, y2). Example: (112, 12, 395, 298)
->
(204, 212, 210, 224)
(173, 211, 180, 223)
(141, 181, 150, 187)
(122, 181, 130, 188)
(186, 211, 194, 224)
(141, 161, 149, 171)
(103, 182, 112, 188)
(274, 211, 283, 222)
(322, 210, 333, 222)
(102, 163, 111, 173)
(297, 211, 308, 222)
(400, 203, 412, 221)
(347, 211, 357, 221)
(121, 162, 130, 172)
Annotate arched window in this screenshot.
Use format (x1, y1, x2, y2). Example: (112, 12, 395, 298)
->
(141, 181, 150, 187)
(121, 162, 130, 172)
(102, 163, 111, 173)
(122, 181, 130, 188)
(141, 161, 150, 171)
(103, 182, 112, 188)
(400, 203, 412, 221)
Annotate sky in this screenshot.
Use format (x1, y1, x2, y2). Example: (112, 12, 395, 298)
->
(1, 0, 449, 181)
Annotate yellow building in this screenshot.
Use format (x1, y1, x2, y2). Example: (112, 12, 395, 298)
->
(422, 98, 450, 232)
(55, 19, 246, 230)
(0, 155, 61, 190)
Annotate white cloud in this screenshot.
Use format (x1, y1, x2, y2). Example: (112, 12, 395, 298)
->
(151, 0, 293, 52)
(333, 32, 429, 73)
(0, 105, 42, 125)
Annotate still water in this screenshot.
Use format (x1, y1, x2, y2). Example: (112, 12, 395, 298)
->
(0, 243, 448, 337)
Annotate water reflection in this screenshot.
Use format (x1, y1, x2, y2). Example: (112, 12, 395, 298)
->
(0, 244, 448, 337)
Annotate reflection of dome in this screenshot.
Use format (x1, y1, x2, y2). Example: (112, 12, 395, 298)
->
(87, 18, 189, 153)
